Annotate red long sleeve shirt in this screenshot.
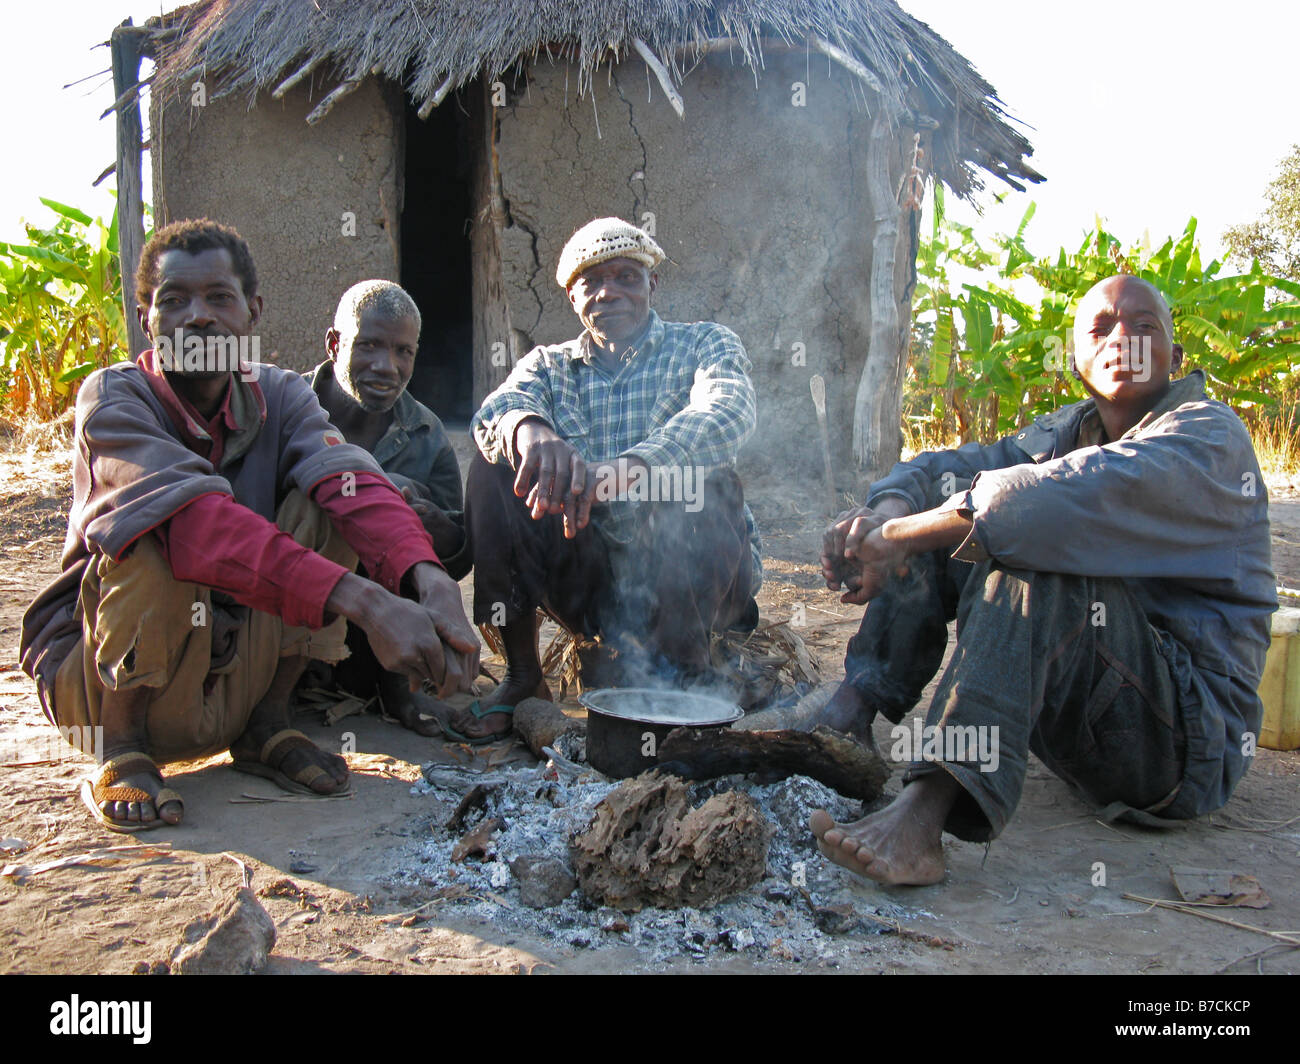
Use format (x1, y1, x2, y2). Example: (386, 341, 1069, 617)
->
(157, 474, 438, 628)
(141, 355, 439, 629)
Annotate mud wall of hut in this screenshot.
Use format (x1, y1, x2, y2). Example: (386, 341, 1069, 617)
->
(482, 53, 919, 479)
(151, 80, 404, 373)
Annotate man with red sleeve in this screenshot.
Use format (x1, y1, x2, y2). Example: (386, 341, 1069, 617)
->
(20, 219, 478, 832)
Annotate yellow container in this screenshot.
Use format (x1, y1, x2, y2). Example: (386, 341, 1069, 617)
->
(1258, 606, 1300, 750)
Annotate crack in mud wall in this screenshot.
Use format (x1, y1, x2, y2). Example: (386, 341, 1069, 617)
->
(494, 54, 909, 478)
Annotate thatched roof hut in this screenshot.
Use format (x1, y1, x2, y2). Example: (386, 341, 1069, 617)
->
(118, 0, 1040, 480)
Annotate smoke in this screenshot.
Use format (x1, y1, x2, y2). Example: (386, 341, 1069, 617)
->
(588, 467, 752, 704)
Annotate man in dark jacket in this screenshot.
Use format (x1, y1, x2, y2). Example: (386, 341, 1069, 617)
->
(20, 220, 478, 832)
(307, 280, 469, 735)
(810, 275, 1275, 884)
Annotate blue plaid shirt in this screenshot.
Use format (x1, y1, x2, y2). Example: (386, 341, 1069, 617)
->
(472, 311, 762, 592)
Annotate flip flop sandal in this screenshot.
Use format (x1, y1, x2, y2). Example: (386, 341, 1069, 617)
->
(80, 753, 184, 834)
(440, 701, 516, 746)
(231, 729, 353, 796)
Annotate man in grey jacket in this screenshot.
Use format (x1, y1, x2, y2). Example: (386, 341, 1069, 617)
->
(810, 275, 1275, 885)
(308, 280, 470, 736)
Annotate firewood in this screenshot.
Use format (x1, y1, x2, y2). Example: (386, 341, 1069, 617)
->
(571, 772, 771, 911)
(512, 697, 584, 760)
(656, 725, 887, 801)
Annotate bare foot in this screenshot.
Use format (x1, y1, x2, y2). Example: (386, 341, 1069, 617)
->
(809, 773, 960, 885)
(811, 681, 876, 739)
(377, 671, 450, 738)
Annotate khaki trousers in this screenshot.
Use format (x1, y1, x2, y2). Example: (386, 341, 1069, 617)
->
(51, 492, 356, 764)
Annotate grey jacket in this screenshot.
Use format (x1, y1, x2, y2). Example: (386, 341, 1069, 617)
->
(868, 371, 1276, 818)
(307, 362, 469, 579)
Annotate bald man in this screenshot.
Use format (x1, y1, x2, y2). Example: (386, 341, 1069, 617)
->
(810, 275, 1275, 885)
(308, 281, 469, 735)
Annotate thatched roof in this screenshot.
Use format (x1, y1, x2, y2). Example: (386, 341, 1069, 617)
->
(145, 0, 1042, 198)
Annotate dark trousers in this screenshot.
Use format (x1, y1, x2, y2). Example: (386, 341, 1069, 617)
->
(465, 453, 754, 673)
(844, 550, 1187, 841)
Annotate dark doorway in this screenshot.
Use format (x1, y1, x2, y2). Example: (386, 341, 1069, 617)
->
(401, 93, 473, 424)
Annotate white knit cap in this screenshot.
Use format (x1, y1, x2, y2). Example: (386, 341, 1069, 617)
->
(556, 217, 665, 288)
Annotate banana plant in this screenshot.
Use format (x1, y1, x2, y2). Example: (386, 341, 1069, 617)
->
(0, 198, 138, 419)
(913, 208, 1300, 442)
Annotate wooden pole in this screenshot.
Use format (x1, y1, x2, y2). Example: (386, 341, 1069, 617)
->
(272, 55, 322, 99)
(852, 110, 903, 478)
(809, 36, 887, 97)
(632, 38, 684, 118)
(305, 78, 361, 125)
(111, 19, 147, 357)
(417, 75, 455, 120)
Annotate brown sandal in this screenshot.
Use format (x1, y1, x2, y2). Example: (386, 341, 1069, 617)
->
(80, 753, 184, 834)
(230, 729, 352, 796)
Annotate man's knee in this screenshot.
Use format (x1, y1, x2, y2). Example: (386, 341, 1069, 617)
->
(702, 467, 745, 515)
(958, 559, 1099, 625)
(272, 495, 352, 660)
(90, 535, 201, 690)
(466, 451, 518, 508)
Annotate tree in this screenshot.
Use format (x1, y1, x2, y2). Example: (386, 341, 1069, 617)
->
(1223, 144, 1300, 282)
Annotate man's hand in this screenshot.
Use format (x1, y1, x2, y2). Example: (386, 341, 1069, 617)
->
(514, 418, 588, 535)
(400, 487, 465, 559)
(840, 520, 912, 605)
(325, 568, 479, 698)
(407, 561, 479, 694)
(512, 419, 645, 539)
(822, 498, 913, 602)
(824, 500, 976, 606)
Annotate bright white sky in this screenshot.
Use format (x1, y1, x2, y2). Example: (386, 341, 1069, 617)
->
(902, 0, 1299, 262)
(0, 2, 164, 242)
(1, 1, 1296, 263)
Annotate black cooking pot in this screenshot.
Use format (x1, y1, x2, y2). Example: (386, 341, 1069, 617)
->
(579, 687, 744, 778)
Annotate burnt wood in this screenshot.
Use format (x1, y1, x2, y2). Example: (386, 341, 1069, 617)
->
(657, 724, 888, 801)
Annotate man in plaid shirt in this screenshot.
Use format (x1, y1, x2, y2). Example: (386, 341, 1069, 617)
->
(455, 218, 761, 742)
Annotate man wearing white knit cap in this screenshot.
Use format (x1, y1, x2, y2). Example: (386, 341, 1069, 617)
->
(455, 217, 762, 743)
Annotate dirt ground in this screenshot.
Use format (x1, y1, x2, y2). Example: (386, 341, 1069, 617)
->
(0, 434, 1297, 976)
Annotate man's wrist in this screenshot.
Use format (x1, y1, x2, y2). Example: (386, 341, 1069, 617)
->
(882, 509, 971, 554)
(868, 495, 915, 521)
(511, 415, 557, 461)
(873, 521, 908, 561)
(427, 515, 465, 559)
(599, 455, 650, 497)
(326, 571, 387, 627)
(405, 559, 448, 596)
